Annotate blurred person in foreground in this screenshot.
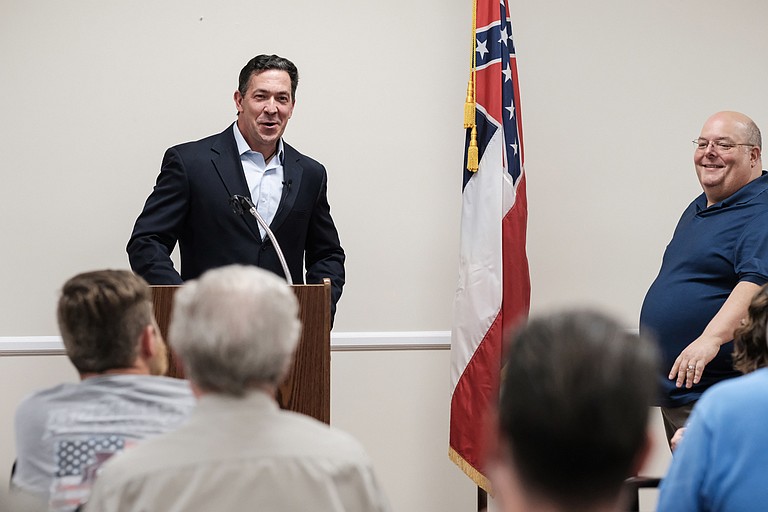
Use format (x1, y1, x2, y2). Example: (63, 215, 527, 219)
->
(658, 283, 768, 511)
(487, 310, 659, 512)
(86, 264, 389, 512)
(12, 270, 194, 512)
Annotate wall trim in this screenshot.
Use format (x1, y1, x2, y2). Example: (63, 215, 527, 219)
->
(331, 331, 450, 351)
(0, 337, 64, 356)
(0, 332, 451, 356)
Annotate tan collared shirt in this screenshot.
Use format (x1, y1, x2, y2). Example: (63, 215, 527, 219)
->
(86, 391, 389, 512)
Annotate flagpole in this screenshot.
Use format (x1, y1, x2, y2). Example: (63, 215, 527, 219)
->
(478, 487, 487, 511)
(469, 1, 487, 507)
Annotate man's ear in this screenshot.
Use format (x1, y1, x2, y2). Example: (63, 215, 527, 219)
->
(139, 324, 157, 359)
(234, 90, 244, 114)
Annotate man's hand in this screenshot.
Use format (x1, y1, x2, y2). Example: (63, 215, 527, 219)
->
(670, 427, 686, 452)
(669, 336, 721, 388)
(668, 281, 760, 389)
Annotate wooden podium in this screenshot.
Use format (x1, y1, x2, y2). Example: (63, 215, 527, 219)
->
(150, 279, 331, 424)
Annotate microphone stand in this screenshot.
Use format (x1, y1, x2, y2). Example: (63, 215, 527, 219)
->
(230, 194, 294, 285)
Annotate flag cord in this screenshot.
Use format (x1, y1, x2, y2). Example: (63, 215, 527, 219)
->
(464, 0, 479, 172)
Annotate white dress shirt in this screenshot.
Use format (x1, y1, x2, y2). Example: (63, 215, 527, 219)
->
(233, 124, 284, 239)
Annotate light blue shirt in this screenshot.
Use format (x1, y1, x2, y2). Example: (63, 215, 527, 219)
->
(657, 367, 768, 511)
(233, 124, 284, 240)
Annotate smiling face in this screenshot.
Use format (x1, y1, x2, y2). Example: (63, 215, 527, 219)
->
(695, 112, 762, 206)
(234, 69, 295, 160)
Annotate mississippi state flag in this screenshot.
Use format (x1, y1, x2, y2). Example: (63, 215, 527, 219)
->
(449, 0, 530, 491)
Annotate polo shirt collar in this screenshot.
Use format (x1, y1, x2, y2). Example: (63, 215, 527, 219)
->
(697, 170, 768, 212)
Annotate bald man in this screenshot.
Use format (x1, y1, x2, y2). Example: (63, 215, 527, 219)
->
(641, 111, 768, 446)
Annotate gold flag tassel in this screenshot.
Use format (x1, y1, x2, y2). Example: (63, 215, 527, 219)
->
(467, 126, 479, 171)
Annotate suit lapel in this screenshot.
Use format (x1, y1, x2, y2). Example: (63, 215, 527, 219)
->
(210, 124, 262, 241)
(270, 143, 304, 233)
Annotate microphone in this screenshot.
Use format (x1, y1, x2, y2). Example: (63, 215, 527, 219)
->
(282, 179, 293, 189)
(229, 195, 294, 285)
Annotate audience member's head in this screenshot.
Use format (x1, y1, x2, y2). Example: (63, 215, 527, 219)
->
(490, 310, 659, 512)
(169, 264, 301, 396)
(57, 270, 167, 376)
(732, 283, 768, 374)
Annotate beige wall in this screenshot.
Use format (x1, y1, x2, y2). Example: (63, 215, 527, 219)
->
(516, 1, 768, 321)
(0, 0, 466, 336)
(3, 1, 768, 337)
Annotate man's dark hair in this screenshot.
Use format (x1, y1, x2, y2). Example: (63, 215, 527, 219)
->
(498, 310, 659, 510)
(57, 270, 153, 373)
(238, 54, 299, 101)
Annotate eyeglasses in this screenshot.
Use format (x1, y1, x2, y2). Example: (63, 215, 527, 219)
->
(693, 139, 754, 152)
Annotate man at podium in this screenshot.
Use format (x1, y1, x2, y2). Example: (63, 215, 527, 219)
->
(127, 54, 345, 318)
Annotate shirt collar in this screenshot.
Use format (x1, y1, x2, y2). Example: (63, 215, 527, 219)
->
(232, 123, 284, 165)
(696, 170, 768, 212)
(195, 389, 279, 414)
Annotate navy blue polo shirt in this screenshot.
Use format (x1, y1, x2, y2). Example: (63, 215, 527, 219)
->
(640, 172, 768, 407)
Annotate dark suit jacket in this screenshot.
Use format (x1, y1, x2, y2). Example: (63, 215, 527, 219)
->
(127, 124, 345, 313)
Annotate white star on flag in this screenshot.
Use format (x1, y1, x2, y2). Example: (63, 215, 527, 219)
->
(476, 39, 489, 58)
(502, 64, 512, 82)
(506, 104, 515, 120)
(498, 27, 508, 46)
